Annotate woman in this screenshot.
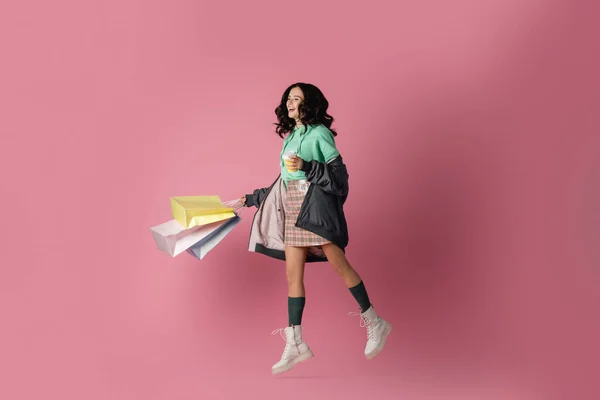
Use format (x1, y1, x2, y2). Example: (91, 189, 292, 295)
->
(241, 82, 391, 375)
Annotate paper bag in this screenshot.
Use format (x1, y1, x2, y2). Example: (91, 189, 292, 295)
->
(150, 217, 234, 257)
(170, 196, 235, 229)
(186, 215, 241, 260)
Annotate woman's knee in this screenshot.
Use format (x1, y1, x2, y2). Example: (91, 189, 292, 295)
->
(286, 268, 303, 285)
(331, 263, 351, 277)
(322, 244, 350, 273)
(285, 246, 307, 286)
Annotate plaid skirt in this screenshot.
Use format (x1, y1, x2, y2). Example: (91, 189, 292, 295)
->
(284, 179, 331, 253)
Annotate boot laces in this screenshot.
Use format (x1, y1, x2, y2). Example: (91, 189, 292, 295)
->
(349, 311, 375, 340)
(271, 327, 298, 359)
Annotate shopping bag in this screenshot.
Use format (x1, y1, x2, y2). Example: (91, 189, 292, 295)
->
(149, 217, 234, 257)
(170, 196, 235, 229)
(186, 214, 241, 260)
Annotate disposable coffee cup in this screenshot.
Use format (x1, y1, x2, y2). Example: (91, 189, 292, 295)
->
(283, 151, 297, 172)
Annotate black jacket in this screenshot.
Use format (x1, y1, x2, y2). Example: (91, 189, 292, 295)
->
(245, 155, 349, 262)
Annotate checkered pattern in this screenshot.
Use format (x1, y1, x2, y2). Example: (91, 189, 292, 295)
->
(284, 180, 331, 253)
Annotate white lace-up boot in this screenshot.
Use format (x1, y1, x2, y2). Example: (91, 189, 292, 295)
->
(349, 305, 392, 359)
(271, 325, 314, 375)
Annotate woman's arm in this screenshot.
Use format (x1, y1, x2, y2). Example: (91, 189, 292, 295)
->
(244, 187, 271, 208)
(300, 155, 349, 197)
(299, 127, 348, 196)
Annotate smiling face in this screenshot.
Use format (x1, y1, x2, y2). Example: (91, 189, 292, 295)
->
(287, 86, 304, 122)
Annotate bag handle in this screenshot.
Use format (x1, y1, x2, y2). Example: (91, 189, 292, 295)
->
(222, 199, 245, 216)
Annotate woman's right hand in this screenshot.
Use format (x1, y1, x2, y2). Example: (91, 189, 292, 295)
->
(240, 195, 247, 206)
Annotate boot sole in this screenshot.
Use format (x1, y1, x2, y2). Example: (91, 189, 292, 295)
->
(366, 322, 392, 360)
(272, 350, 314, 375)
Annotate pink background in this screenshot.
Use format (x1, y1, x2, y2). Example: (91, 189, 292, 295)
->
(1, 1, 598, 399)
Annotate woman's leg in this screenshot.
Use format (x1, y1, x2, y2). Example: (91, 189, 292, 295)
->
(321, 242, 392, 360)
(271, 246, 313, 375)
(321, 243, 371, 312)
(285, 246, 308, 326)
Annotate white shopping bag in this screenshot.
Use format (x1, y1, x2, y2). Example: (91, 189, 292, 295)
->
(186, 214, 241, 260)
(150, 217, 234, 257)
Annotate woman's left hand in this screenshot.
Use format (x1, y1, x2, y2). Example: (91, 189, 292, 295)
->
(287, 155, 304, 172)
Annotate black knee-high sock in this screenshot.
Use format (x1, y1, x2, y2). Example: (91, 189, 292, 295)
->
(288, 297, 306, 326)
(349, 281, 372, 313)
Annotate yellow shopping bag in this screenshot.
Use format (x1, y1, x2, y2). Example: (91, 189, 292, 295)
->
(170, 196, 236, 229)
